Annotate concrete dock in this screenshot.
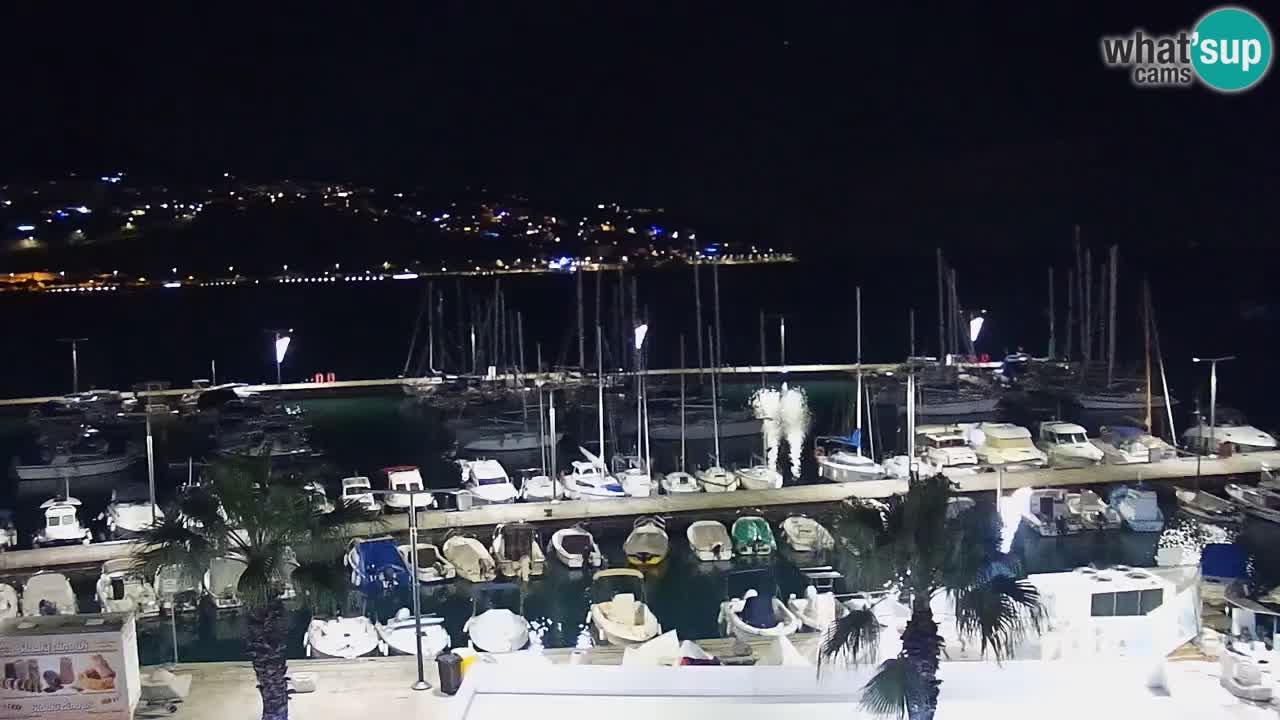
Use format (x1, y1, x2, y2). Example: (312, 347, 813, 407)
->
(2, 451, 1272, 574)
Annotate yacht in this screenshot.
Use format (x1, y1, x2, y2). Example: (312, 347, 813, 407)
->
(915, 426, 980, 472)
(815, 436, 885, 482)
(1092, 426, 1158, 464)
(649, 406, 761, 441)
(339, 476, 382, 513)
(559, 457, 626, 500)
(1065, 490, 1122, 531)
(1037, 422, 1103, 467)
(880, 386, 1000, 417)
(100, 485, 161, 539)
(461, 427, 561, 454)
(1075, 389, 1175, 411)
(1182, 409, 1277, 454)
(612, 455, 654, 498)
(458, 459, 519, 505)
(1109, 486, 1164, 532)
(31, 497, 92, 548)
(695, 464, 738, 492)
(660, 471, 701, 493)
(14, 428, 139, 481)
(96, 558, 161, 618)
(515, 468, 556, 501)
(966, 422, 1047, 469)
(382, 466, 435, 512)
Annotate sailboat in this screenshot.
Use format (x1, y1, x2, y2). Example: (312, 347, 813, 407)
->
(696, 330, 737, 492)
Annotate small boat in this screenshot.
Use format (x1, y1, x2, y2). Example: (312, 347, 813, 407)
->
(31, 497, 92, 548)
(154, 565, 200, 615)
(649, 407, 761, 441)
(21, 572, 77, 616)
(786, 584, 849, 633)
(462, 429, 561, 454)
(696, 465, 738, 493)
(516, 468, 555, 501)
(735, 464, 783, 490)
(346, 536, 412, 594)
(382, 466, 435, 512)
(464, 583, 530, 653)
(1094, 425, 1176, 464)
(339, 476, 382, 513)
(14, 436, 139, 481)
(612, 455, 654, 498)
(304, 615, 381, 659)
(100, 485, 160, 539)
(718, 569, 800, 641)
(0, 583, 19, 619)
(396, 543, 456, 584)
(459, 459, 520, 505)
(1037, 422, 1103, 467)
(816, 435, 886, 482)
(0, 510, 16, 551)
(304, 481, 334, 515)
(588, 569, 661, 646)
(660, 471, 701, 494)
(443, 534, 498, 582)
(915, 426, 980, 473)
(550, 525, 603, 569)
(1225, 484, 1280, 524)
(559, 457, 627, 500)
(686, 520, 733, 561)
(624, 516, 669, 567)
(779, 516, 834, 553)
(376, 608, 451, 658)
(1175, 488, 1243, 524)
(1109, 486, 1164, 532)
(1065, 490, 1122, 531)
(96, 558, 161, 618)
(204, 557, 246, 612)
(1022, 488, 1081, 537)
(1075, 389, 1175, 411)
(731, 516, 776, 555)
(491, 523, 546, 580)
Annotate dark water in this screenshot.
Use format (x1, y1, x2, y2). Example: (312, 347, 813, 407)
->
(5, 388, 1272, 666)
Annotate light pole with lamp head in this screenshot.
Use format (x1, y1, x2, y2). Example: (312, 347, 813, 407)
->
(634, 324, 651, 477)
(1192, 355, 1235, 456)
(270, 329, 294, 386)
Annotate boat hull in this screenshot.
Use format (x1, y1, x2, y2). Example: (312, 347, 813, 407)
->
(15, 454, 138, 480)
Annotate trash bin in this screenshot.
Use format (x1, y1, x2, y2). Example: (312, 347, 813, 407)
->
(456, 490, 474, 511)
(436, 651, 463, 695)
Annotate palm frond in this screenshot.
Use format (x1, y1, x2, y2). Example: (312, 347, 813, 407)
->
(950, 573, 1045, 661)
(940, 502, 1006, 590)
(860, 657, 926, 719)
(289, 557, 353, 615)
(235, 545, 291, 608)
(818, 605, 881, 669)
(133, 510, 220, 587)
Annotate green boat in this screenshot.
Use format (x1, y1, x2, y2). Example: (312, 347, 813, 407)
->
(731, 516, 776, 556)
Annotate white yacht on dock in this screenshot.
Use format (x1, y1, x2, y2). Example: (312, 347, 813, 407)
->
(1182, 409, 1277, 454)
(1091, 425, 1175, 464)
(695, 464, 738, 492)
(96, 558, 161, 618)
(1037, 421, 1103, 467)
(560, 457, 626, 500)
(966, 422, 1047, 469)
(458, 459, 519, 505)
(382, 466, 435, 512)
(1109, 487, 1164, 532)
(815, 435, 885, 482)
(660, 471, 701, 493)
(339, 476, 382, 513)
(100, 485, 160, 539)
(612, 455, 653, 497)
(734, 463, 783, 490)
(31, 497, 92, 548)
(916, 426, 980, 473)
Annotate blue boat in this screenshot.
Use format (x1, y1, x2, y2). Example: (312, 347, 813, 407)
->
(346, 536, 411, 595)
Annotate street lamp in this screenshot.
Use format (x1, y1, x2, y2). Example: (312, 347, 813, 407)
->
(1192, 355, 1236, 455)
(633, 324, 651, 478)
(271, 329, 294, 385)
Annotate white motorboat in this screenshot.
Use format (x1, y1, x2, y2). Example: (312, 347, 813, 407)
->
(779, 515, 834, 553)
(443, 534, 498, 582)
(624, 516, 669, 567)
(0, 583, 18, 619)
(686, 520, 733, 561)
(588, 569, 662, 646)
(660, 471, 701, 493)
(21, 572, 77, 616)
(465, 583, 530, 653)
(396, 543, 456, 583)
(1224, 484, 1280, 524)
(718, 569, 800, 641)
(155, 565, 200, 614)
(1022, 488, 1082, 537)
(612, 455, 654, 498)
(1220, 641, 1273, 703)
(735, 464, 783, 490)
(491, 523, 546, 580)
(965, 423, 1047, 469)
(376, 608, 451, 658)
(883, 454, 939, 480)
(31, 497, 92, 547)
(204, 557, 246, 612)
(550, 525, 603, 569)
(0, 510, 16, 551)
(696, 465, 738, 492)
(304, 615, 381, 659)
(516, 469, 556, 501)
(96, 558, 161, 618)
(915, 426, 980, 471)
(100, 485, 160, 539)
(339, 476, 382, 513)
(1174, 488, 1243, 524)
(1037, 421, 1103, 467)
(1183, 412, 1277, 454)
(816, 436, 886, 482)
(559, 458, 626, 500)
(459, 459, 519, 505)
(382, 466, 435, 512)
(1109, 486, 1164, 532)
(347, 536, 412, 594)
(304, 481, 334, 514)
(1065, 490, 1122, 531)
(1092, 426, 1149, 464)
(787, 585, 849, 633)
(14, 440, 139, 481)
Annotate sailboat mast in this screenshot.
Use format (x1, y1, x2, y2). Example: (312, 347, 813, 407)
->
(679, 334, 687, 470)
(537, 344, 547, 476)
(1147, 282, 1177, 443)
(1047, 267, 1055, 359)
(855, 286, 863, 457)
(708, 326, 721, 467)
(936, 248, 946, 359)
(1107, 245, 1119, 387)
(576, 268, 585, 370)
(713, 259, 723, 372)
(1142, 282, 1153, 433)
(596, 323, 606, 465)
(693, 251, 703, 375)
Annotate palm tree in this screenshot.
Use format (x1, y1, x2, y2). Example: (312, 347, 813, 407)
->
(819, 473, 1046, 720)
(135, 455, 377, 720)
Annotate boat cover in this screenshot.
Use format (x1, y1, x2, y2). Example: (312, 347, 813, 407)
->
(355, 539, 410, 594)
(740, 589, 776, 629)
(560, 534, 593, 556)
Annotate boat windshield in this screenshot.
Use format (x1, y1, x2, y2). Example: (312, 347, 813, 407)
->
(1056, 433, 1088, 444)
(988, 437, 1034, 450)
(928, 436, 967, 449)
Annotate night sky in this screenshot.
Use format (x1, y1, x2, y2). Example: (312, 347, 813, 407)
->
(2, 3, 1277, 256)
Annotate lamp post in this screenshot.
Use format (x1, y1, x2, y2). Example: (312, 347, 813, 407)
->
(1192, 355, 1235, 456)
(634, 324, 650, 475)
(57, 338, 88, 393)
(362, 487, 432, 691)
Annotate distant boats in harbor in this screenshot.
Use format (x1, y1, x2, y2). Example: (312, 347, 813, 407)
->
(1182, 409, 1277, 454)
(13, 426, 139, 481)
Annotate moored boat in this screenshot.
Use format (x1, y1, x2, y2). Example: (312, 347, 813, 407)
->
(491, 523, 546, 580)
(718, 569, 800, 641)
(731, 516, 776, 555)
(686, 520, 733, 561)
(1109, 486, 1164, 532)
(779, 515, 834, 553)
(464, 583, 530, 653)
(1225, 484, 1280, 524)
(734, 464, 783, 490)
(588, 569, 661, 646)
(1174, 488, 1242, 524)
(304, 615, 381, 659)
(376, 608, 451, 658)
(624, 516, 669, 567)
(550, 525, 603, 569)
(442, 534, 498, 582)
